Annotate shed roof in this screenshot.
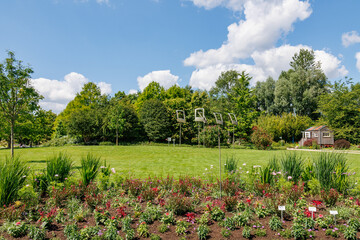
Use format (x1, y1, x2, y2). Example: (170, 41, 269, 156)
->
(305, 125, 327, 131)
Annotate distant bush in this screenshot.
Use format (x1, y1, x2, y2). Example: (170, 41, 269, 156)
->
(303, 138, 316, 147)
(334, 139, 350, 149)
(199, 125, 228, 148)
(41, 136, 77, 147)
(99, 141, 115, 146)
(251, 126, 272, 150)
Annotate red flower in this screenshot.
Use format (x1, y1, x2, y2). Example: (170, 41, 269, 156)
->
(16, 222, 21, 226)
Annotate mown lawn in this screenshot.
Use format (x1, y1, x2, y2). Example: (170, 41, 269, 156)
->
(0, 145, 359, 178)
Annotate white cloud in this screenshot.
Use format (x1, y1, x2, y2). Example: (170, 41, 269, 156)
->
(356, 52, 360, 72)
(31, 72, 112, 113)
(185, 0, 347, 90)
(190, 0, 246, 11)
(184, 0, 312, 68)
(188, 45, 348, 90)
(128, 89, 138, 94)
(137, 70, 179, 91)
(342, 31, 360, 47)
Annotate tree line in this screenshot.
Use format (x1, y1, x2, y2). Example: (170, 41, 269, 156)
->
(1, 49, 359, 153)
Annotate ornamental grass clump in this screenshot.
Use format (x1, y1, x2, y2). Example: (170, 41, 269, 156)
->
(79, 153, 101, 186)
(46, 152, 73, 183)
(280, 152, 303, 183)
(0, 156, 29, 206)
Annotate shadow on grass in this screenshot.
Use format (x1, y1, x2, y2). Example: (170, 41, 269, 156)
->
(28, 160, 46, 163)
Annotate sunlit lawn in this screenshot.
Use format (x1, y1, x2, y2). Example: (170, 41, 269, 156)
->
(0, 145, 359, 178)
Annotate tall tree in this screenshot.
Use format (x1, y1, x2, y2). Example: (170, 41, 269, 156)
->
(254, 77, 276, 114)
(139, 99, 171, 142)
(274, 49, 327, 118)
(0, 51, 42, 157)
(318, 80, 360, 143)
(105, 99, 126, 145)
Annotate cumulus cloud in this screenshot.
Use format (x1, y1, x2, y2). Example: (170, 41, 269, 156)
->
(188, 45, 348, 90)
(31, 72, 112, 113)
(185, 0, 347, 90)
(184, 0, 312, 68)
(137, 70, 179, 91)
(356, 52, 360, 72)
(342, 31, 360, 47)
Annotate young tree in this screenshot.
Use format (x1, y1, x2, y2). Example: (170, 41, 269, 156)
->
(139, 99, 171, 142)
(105, 100, 126, 145)
(0, 51, 42, 157)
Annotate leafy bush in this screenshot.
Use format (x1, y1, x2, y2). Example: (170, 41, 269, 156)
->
(199, 125, 228, 148)
(197, 224, 210, 240)
(269, 216, 282, 231)
(251, 126, 273, 150)
(166, 194, 194, 215)
(2, 221, 28, 238)
(46, 152, 73, 183)
(334, 139, 351, 149)
(303, 138, 314, 147)
(242, 226, 251, 239)
(79, 153, 101, 186)
(28, 225, 46, 240)
(0, 157, 29, 205)
(321, 188, 339, 207)
(343, 226, 357, 240)
(41, 135, 77, 147)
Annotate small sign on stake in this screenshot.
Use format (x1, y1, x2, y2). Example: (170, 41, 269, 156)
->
(330, 210, 338, 225)
(278, 206, 285, 222)
(309, 207, 316, 219)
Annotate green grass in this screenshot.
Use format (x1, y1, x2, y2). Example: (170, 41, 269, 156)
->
(0, 145, 359, 178)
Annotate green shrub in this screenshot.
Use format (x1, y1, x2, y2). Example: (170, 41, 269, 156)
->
(28, 225, 46, 240)
(199, 125, 228, 148)
(343, 226, 357, 240)
(2, 221, 28, 238)
(197, 224, 210, 240)
(269, 216, 282, 231)
(251, 126, 273, 150)
(79, 153, 101, 186)
(242, 226, 251, 239)
(0, 157, 29, 205)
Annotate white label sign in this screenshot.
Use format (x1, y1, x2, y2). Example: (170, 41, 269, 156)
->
(278, 206, 285, 211)
(330, 211, 338, 215)
(309, 207, 316, 212)
(167, 137, 171, 141)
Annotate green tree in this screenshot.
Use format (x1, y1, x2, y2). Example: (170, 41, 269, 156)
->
(254, 77, 276, 113)
(0, 51, 42, 157)
(229, 71, 258, 140)
(105, 100, 126, 145)
(318, 80, 360, 143)
(135, 82, 165, 111)
(139, 99, 171, 142)
(274, 49, 327, 118)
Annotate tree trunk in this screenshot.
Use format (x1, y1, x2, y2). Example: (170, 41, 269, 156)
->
(116, 129, 119, 146)
(10, 119, 14, 159)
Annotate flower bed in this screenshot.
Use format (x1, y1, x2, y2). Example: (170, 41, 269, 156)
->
(0, 152, 359, 239)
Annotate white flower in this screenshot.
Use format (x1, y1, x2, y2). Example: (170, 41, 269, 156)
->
(287, 176, 292, 180)
(277, 171, 281, 174)
(205, 168, 208, 171)
(22, 175, 26, 178)
(253, 165, 261, 168)
(246, 171, 249, 174)
(100, 166, 106, 169)
(239, 167, 242, 170)
(243, 163, 246, 166)
(271, 172, 277, 176)
(26, 184, 29, 187)
(111, 168, 116, 174)
(210, 165, 213, 168)
(224, 164, 226, 166)
(55, 174, 59, 177)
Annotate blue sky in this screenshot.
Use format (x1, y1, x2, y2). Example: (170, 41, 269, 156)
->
(1, 0, 360, 113)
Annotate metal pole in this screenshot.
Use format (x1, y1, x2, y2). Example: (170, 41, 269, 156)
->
(219, 126, 222, 199)
(198, 124, 200, 147)
(233, 126, 235, 148)
(179, 123, 182, 146)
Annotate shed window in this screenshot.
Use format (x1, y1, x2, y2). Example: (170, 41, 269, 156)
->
(305, 132, 310, 138)
(323, 132, 330, 137)
(313, 133, 318, 137)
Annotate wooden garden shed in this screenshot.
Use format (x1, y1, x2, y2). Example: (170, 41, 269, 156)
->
(299, 125, 334, 147)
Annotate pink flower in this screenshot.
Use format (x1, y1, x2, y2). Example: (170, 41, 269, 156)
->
(16, 222, 21, 226)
